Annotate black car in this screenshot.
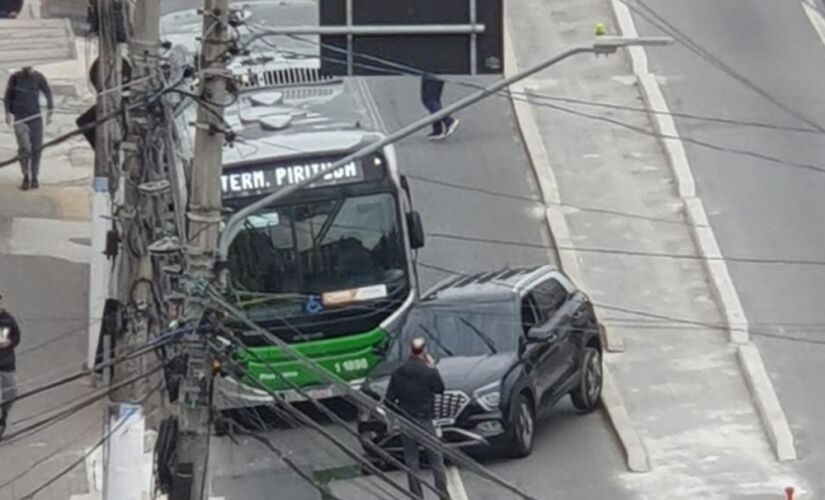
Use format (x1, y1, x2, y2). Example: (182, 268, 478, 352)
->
(0, 0, 23, 18)
(358, 265, 604, 460)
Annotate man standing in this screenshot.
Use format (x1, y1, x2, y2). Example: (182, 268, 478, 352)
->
(385, 337, 450, 499)
(4, 65, 54, 190)
(0, 291, 21, 439)
(420, 74, 459, 141)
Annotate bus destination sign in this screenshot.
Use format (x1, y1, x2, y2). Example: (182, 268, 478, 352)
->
(221, 158, 365, 199)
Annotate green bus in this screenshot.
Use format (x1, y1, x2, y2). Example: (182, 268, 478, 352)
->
(180, 70, 424, 410)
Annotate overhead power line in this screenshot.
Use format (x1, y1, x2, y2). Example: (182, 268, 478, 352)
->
(268, 28, 825, 178)
(207, 289, 540, 500)
(425, 230, 825, 268)
(0, 362, 165, 448)
(215, 329, 452, 500)
(214, 354, 416, 500)
(235, 430, 348, 500)
(15, 381, 164, 500)
(618, 0, 825, 135)
(5, 325, 186, 411)
(414, 260, 825, 347)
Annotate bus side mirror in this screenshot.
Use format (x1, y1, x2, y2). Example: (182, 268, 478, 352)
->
(406, 211, 425, 249)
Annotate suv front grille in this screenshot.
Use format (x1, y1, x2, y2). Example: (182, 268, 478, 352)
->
(433, 391, 470, 421)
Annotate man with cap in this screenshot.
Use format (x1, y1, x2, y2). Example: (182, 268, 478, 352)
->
(0, 291, 21, 439)
(4, 65, 54, 190)
(385, 337, 450, 499)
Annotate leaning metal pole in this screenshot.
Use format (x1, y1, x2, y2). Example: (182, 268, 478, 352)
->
(217, 36, 671, 260)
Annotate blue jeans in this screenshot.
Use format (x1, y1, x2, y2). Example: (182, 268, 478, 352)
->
(401, 417, 450, 499)
(420, 77, 454, 134)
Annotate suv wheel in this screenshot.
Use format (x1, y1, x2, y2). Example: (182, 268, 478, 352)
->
(570, 346, 603, 412)
(506, 393, 535, 458)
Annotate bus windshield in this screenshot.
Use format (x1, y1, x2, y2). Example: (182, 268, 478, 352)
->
(227, 192, 408, 319)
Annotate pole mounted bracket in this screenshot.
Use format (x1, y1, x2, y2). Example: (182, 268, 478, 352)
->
(148, 236, 183, 255)
(138, 179, 172, 196)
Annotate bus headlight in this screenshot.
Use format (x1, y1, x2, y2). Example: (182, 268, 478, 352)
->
(473, 382, 501, 412)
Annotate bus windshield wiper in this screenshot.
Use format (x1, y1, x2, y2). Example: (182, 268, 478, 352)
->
(416, 324, 454, 357)
(458, 317, 498, 354)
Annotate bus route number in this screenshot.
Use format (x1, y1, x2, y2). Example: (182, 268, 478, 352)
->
(334, 358, 369, 373)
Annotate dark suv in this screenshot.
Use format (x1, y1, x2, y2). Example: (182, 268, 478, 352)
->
(358, 265, 604, 460)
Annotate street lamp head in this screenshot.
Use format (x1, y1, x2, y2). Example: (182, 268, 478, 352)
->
(592, 36, 673, 54)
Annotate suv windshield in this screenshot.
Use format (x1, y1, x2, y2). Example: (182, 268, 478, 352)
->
(387, 300, 521, 360)
(227, 192, 408, 319)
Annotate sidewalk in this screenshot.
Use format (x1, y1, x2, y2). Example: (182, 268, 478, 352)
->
(500, 0, 808, 498)
(0, 15, 98, 500)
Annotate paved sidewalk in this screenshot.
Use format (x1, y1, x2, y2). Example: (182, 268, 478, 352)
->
(0, 19, 76, 70)
(492, 0, 809, 498)
(0, 16, 97, 500)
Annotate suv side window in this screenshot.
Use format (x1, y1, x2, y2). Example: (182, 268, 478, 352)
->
(521, 295, 540, 335)
(531, 278, 568, 320)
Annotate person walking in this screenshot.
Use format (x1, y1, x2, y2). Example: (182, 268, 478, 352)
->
(0, 291, 21, 440)
(4, 65, 54, 190)
(385, 337, 450, 499)
(420, 74, 459, 141)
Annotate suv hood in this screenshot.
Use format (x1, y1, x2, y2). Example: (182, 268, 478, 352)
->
(366, 352, 518, 396)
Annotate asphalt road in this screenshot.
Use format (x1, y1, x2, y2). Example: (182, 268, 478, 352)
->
(630, 0, 825, 495)
(159, 2, 634, 499)
(206, 73, 633, 500)
(0, 196, 94, 499)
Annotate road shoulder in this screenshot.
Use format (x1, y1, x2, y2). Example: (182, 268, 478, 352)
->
(505, 0, 806, 495)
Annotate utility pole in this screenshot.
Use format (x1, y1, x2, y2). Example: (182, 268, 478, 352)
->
(111, 0, 162, 406)
(88, 0, 122, 385)
(173, 0, 231, 498)
(101, 1, 165, 499)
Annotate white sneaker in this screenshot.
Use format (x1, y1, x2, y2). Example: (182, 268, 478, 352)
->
(442, 118, 460, 138)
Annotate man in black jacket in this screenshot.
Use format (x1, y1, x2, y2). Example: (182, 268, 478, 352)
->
(385, 337, 450, 499)
(0, 291, 21, 439)
(4, 65, 54, 190)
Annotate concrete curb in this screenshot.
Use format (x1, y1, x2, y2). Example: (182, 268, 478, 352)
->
(502, 12, 624, 353)
(502, 8, 650, 474)
(737, 344, 798, 461)
(602, 364, 650, 472)
(606, 0, 797, 462)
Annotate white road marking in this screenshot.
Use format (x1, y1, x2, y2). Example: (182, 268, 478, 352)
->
(446, 465, 469, 500)
(801, 0, 825, 46)
(7, 217, 91, 264)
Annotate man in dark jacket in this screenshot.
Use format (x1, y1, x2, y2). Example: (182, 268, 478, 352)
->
(4, 65, 54, 190)
(385, 337, 450, 499)
(0, 291, 21, 439)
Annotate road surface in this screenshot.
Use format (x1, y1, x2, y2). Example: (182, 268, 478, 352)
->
(630, 0, 825, 495)
(158, 1, 635, 498)
(205, 73, 634, 500)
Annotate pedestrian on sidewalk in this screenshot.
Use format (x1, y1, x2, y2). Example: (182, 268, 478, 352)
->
(421, 74, 459, 141)
(385, 337, 451, 500)
(0, 291, 21, 440)
(4, 65, 54, 190)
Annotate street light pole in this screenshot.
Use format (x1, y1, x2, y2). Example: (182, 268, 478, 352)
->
(218, 36, 671, 259)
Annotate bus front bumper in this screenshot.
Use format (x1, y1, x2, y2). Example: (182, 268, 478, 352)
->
(213, 375, 364, 410)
